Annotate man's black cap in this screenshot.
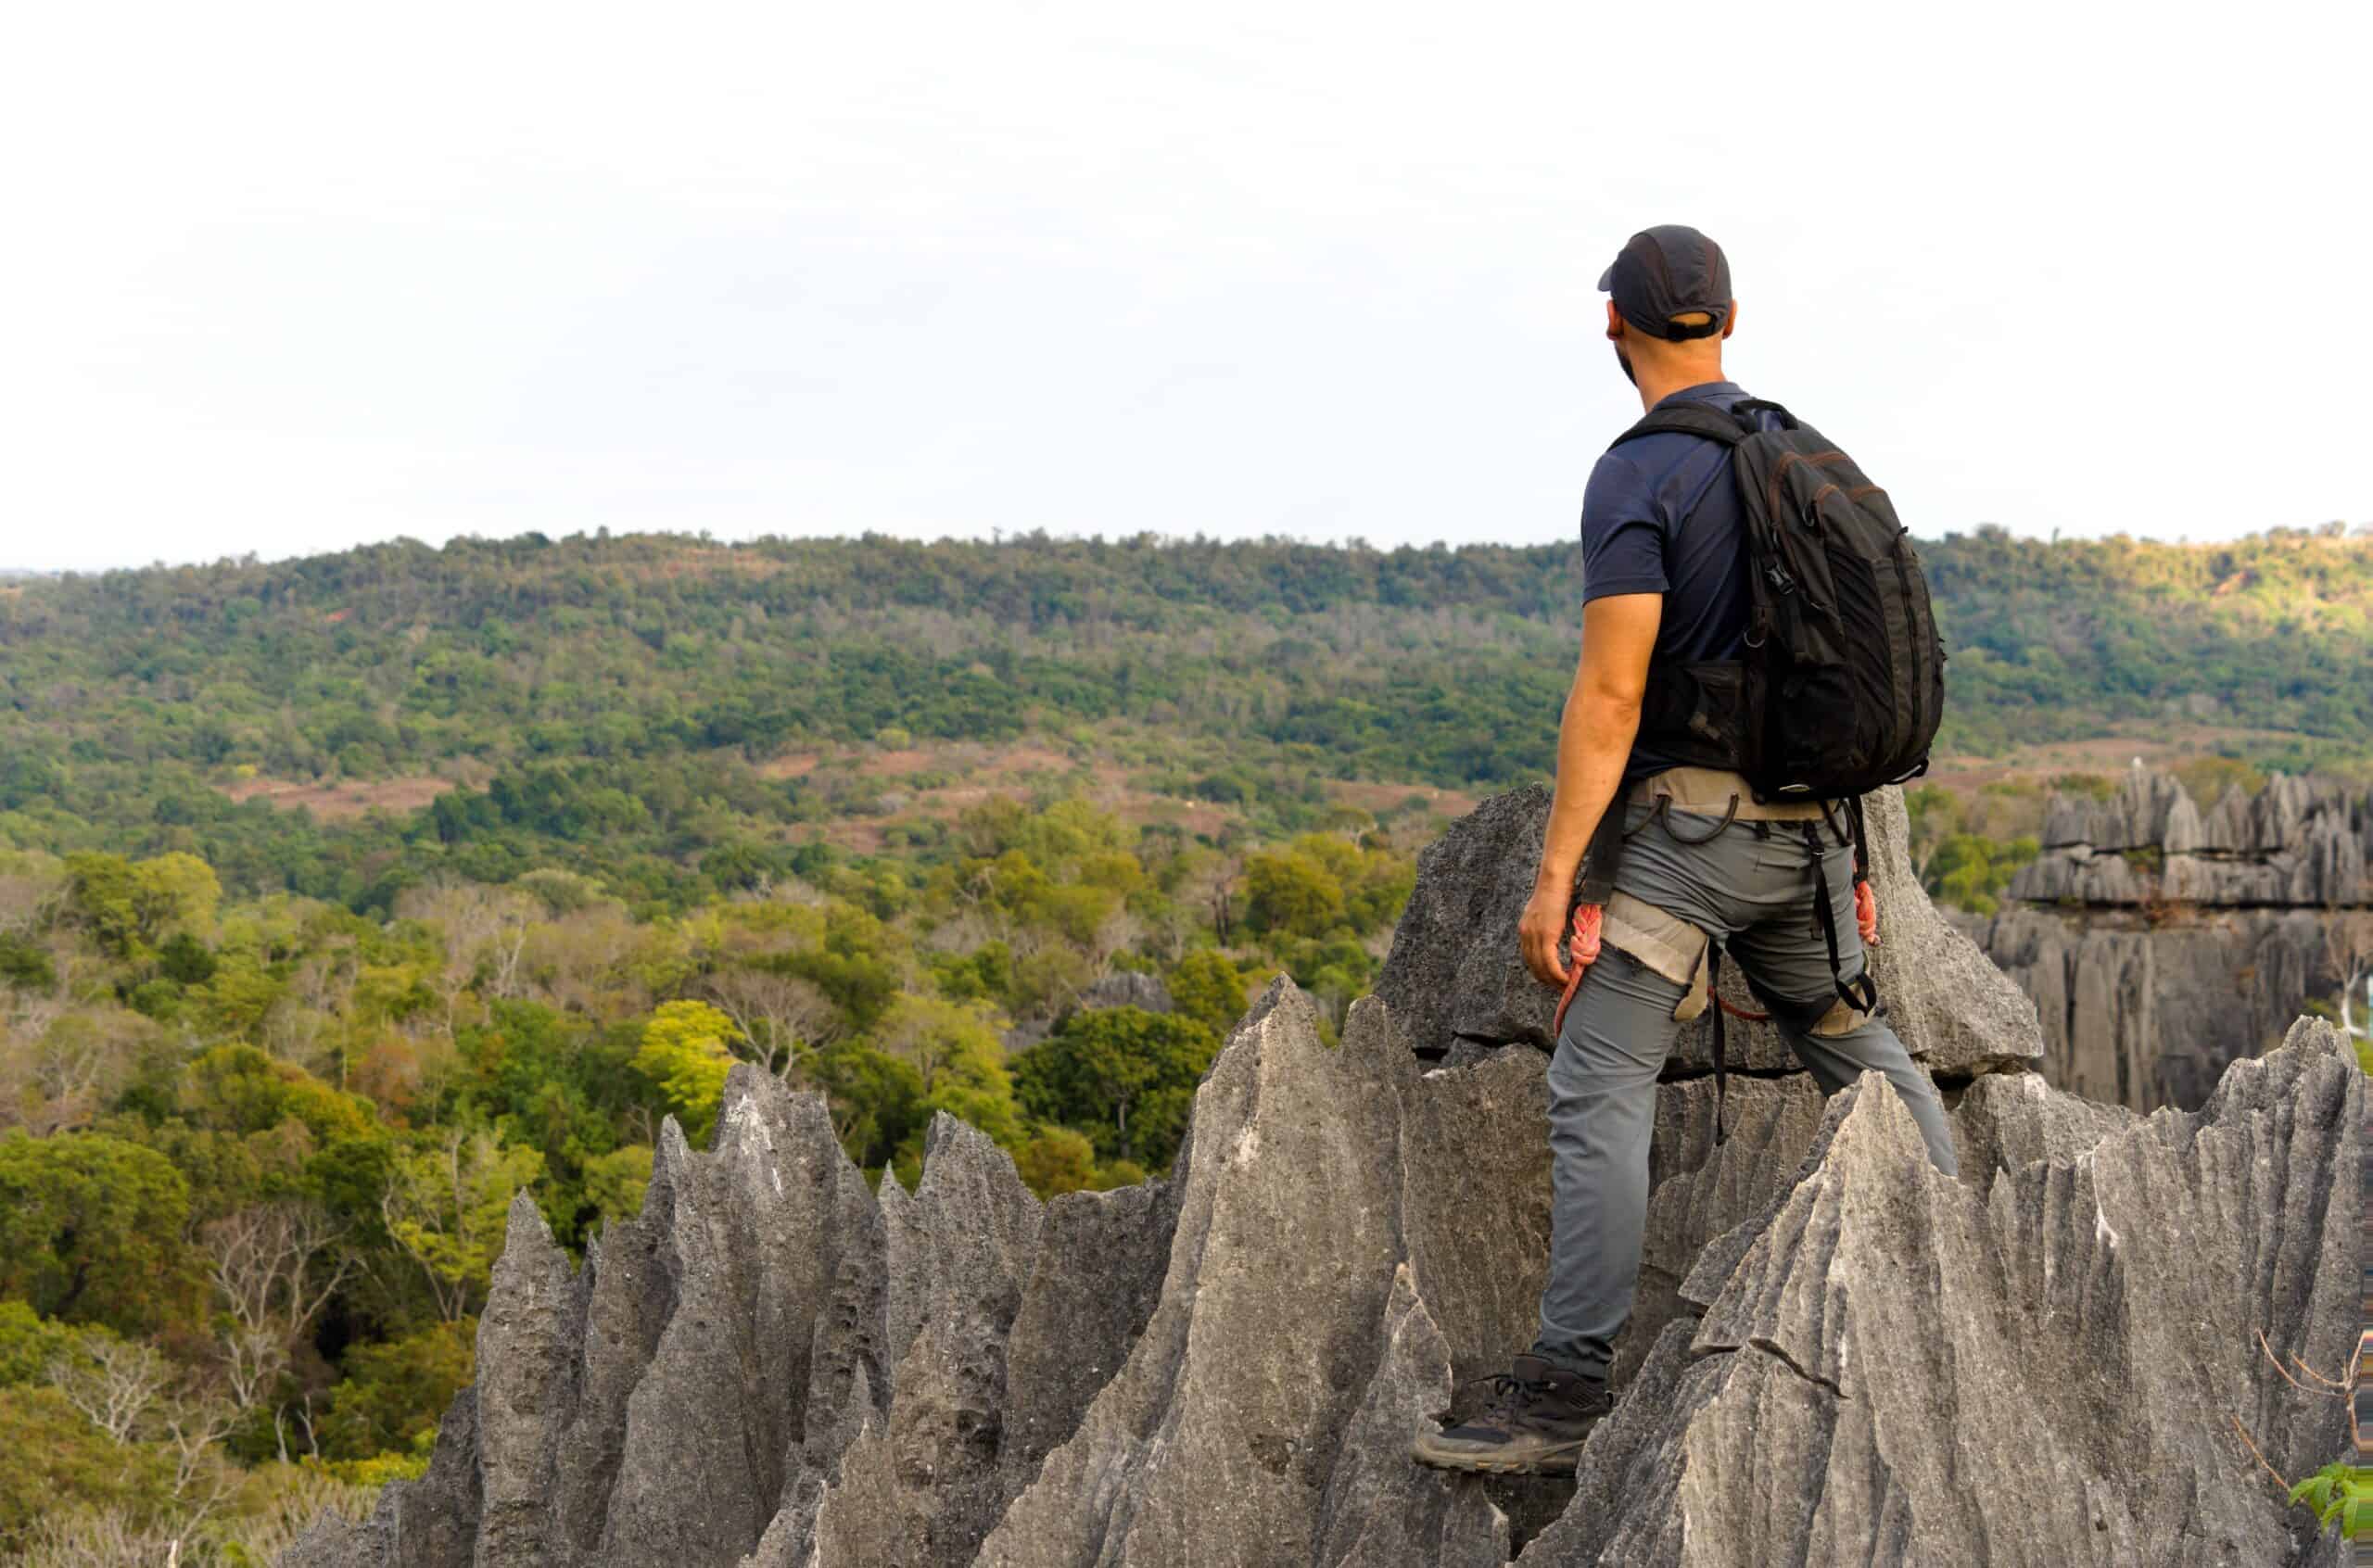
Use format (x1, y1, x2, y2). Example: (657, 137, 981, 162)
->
(1597, 224, 1732, 341)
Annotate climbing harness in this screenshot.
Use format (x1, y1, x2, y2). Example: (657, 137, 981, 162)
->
(1544, 782, 1882, 1148)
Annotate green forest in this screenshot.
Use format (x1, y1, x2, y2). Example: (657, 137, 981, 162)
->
(1, 525, 2368, 1561)
(3, 524, 2370, 916)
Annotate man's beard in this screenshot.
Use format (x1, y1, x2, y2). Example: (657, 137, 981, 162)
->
(1612, 339, 1637, 387)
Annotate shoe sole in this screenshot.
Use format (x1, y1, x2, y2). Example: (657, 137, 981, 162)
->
(1410, 1435, 1589, 1476)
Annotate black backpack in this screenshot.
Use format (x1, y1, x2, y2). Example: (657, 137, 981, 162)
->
(1608, 398, 1945, 803)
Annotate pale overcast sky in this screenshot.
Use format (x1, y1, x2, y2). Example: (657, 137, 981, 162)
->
(6, 2, 2367, 571)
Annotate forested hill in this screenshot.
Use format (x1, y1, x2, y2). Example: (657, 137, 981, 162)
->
(0, 525, 2367, 911)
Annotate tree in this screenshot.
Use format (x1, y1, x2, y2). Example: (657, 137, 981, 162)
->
(35, 1326, 242, 1542)
(1012, 1127, 1098, 1198)
(316, 1319, 475, 1461)
(698, 967, 837, 1081)
(1013, 1006, 1218, 1170)
(1243, 849, 1345, 939)
(874, 994, 1000, 1099)
(873, 995, 1023, 1146)
(0, 1133, 197, 1335)
(811, 1042, 925, 1173)
(179, 1044, 375, 1144)
(2326, 912, 2373, 1043)
(0, 1007, 146, 1137)
(379, 1131, 543, 1323)
(581, 1144, 654, 1225)
(198, 1201, 352, 1412)
(396, 879, 538, 1034)
(45, 1332, 169, 1444)
(1167, 950, 1247, 1039)
(633, 1000, 739, 1142)
(0, 1299, 73, 1385)
(60, 852, 221, 957)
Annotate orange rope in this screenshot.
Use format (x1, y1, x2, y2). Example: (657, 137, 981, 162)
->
(1550, 904, 1602, 1041)
(1549, 902, 1770, 1031)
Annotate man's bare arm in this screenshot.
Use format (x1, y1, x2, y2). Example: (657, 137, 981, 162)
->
(1519, 591, 1662, 986)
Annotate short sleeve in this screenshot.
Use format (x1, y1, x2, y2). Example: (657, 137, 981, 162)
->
(1578, 449, 1669, 603)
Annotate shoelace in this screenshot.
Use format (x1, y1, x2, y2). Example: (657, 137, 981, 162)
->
(1453, 1369, 1553, 1424)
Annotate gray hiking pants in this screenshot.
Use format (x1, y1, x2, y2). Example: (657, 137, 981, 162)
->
(1529, 794, 1959, 1382)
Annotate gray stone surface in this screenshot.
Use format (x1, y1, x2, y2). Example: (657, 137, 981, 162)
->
(2028, 771, 2373, 903)
(1062, 968, 1174, 1018)
(283, 1387, 479, 1568)
(285, 788, 2354, 1568)
(1396, 1039, 1553, 1389)
(1986, 906, 2351, 1111)
(972, 982, 1411, 1568)
(1519, 1018, 2359, 1568)
(1859, 784, 2048, 1078)
(1313, 1264, 1511, 1568)
(1946, 1059, 2137, 1180)
(1985, 770, 2372, 1111)
(997, 1176, 1177, 1496)
(1612, 1073, 1827, 1387)
(1377, 782, 1563, 1055)
(797, 1114, 1043, 1568)
(473, 1197, 585, 1568)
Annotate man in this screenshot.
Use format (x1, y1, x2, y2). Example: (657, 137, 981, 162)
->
(1412, 224, 1961, 1477)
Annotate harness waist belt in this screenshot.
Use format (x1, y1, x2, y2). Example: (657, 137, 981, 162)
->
(1632, 766, 1830, 821)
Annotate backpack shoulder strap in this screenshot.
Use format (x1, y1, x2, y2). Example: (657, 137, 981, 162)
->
(1607, 402, 1751, 452)
(1730, 398, 1798, 429)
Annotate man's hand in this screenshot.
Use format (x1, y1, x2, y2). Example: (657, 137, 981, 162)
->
(1520, 882, 1571, 988)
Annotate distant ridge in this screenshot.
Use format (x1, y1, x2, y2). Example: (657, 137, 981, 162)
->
(2, 528, 2368, 911)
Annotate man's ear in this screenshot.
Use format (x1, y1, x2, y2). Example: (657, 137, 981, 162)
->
(1719, 299, 1739, 340)
(1605, 301, 1625, 341)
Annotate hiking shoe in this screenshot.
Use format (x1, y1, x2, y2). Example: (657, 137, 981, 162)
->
(1412, 1354, 1611, 1475)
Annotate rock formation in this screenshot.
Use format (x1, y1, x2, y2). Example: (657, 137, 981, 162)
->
(1060, 969, 1174, 1019)
(1006, 961, 1174, 1052)
(1982, 770, 2373, 1110)
(287, 786, 2358, 1568)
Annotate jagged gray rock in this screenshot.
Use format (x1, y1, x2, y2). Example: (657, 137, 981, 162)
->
(1985, 770, 2372, 1110)
(473, 1196, 584, 1568)
(972, 984, 1415, 1567)
(2021, 769, 2372, 907)
(1614, 1073, 1826, 1387)
(2031, 771, 2373, 900)
(1520, 1018, 2358, 1568)
(996, 1175, 1177, 1496)
(1859, 785, 2049, 1077)
(284, 1388, 479, 1568)
(1062, 969, 1174, 1018)
(1946, 1059, 2138, 1177)
(1310, 1264, 1511, 1568)
(1377, 783, 1567, 1056)
(286, 786, 2354, 1568)
(790, 1113, 1044, 1568)
(1395, 1042, 1553, 1390)
(1988, 905, 2340, 1109)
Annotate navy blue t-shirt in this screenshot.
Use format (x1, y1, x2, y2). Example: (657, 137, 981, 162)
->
(1578, 379, 1786, 781)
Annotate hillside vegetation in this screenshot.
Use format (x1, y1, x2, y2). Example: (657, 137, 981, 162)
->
(2, 526, 2367, 915)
